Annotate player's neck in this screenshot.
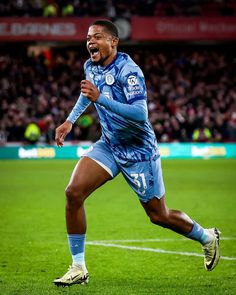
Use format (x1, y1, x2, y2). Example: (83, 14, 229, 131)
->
(101, 51, 117, 67)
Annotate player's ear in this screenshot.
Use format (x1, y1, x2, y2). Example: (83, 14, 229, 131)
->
(111, 37, 119, 48)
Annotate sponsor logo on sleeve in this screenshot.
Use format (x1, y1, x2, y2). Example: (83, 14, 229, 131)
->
(127, 75, 137, 85)
(126, 75, 144, 98)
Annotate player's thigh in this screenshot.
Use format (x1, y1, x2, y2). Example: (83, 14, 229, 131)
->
(67, 156, 112, 199)
(67, 140, 119, 198)
(119, 155, 165, 203)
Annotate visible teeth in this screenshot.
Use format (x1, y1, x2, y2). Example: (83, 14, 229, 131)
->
(92, 51, 99, 57)
(90, 48, 98, 54)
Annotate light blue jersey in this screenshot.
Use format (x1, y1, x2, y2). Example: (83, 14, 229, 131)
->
(68, 52, 159, 163)
(67, 52, 165, 201)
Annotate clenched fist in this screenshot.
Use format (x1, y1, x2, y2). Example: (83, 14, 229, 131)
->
(81, 80, 100, 102)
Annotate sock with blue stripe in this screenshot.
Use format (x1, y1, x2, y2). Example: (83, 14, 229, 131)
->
(186, 221, 213, 245)
(67, 234, 86, 267)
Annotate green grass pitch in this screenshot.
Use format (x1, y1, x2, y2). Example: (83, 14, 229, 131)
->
(0, 159, 236, 295)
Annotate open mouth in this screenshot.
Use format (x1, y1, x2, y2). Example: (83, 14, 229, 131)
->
(90, 48, 100, 58)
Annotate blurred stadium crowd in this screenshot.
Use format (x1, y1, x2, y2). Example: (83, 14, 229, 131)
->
(0, 46, 236, 144)
(1, 0, 236, 17)
(0, 0, 236, 144)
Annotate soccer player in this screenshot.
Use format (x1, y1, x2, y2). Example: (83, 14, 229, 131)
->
(54, 20, 220, 287)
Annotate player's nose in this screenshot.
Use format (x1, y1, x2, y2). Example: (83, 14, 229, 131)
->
(87, 37, 96, 45)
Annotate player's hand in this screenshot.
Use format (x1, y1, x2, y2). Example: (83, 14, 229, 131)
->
(81, 80, 100, 102)
(55, 121, 72, 147)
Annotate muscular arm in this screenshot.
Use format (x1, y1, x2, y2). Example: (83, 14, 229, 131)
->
(67, 94, 91, 124)
(96, 94, 148, 123)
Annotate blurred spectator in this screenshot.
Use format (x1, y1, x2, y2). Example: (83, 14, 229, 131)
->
(192, 125, 212, 142)
(43, 1, 59, 17)
(37, 114, 55, 144)
(76, 114, 94, 140)
(24, 121, 41, 144)
(61, 2, 75, 17)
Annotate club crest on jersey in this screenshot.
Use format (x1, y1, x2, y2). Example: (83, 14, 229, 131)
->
(127, 75, 137, 85)
(105, 74, 115, 85)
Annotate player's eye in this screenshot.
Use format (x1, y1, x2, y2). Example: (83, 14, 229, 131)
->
(95, 35, 102, 40)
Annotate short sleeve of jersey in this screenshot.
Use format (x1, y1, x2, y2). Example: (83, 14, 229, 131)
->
(119, 63, 147, 104)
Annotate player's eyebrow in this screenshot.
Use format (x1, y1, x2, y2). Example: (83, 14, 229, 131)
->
(87, 32, 107, 39)
(87, 33, 102, 37)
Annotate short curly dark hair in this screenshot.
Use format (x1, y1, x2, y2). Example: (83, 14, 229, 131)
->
(90, 19, 119, 38)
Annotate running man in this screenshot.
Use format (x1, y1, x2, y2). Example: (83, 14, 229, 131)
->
(54, 20, 220, 287)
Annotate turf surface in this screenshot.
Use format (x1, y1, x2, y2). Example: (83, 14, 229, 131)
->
(0, 159, 236, 294)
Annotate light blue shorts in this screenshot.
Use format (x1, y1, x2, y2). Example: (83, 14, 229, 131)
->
(83, 139, 165, 203)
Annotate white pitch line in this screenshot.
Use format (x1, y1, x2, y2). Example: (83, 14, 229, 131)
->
(86, 241, 236, 261)
(88, 237, 236, 243)
(89, 238, 183, 243)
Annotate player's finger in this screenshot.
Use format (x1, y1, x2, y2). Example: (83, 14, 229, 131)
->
(81, 85, 90, 92)
(55, 131, 65, 147)
(81, 80, 93, 89)
(55, 136, 63, 147)
(81, 85, 88, 91)
(57, 139, 64, 147)
(81, 88, 91, 97)
(81, 80, 88, 89)
(59, 133, 66, 142)
(81, 79, 90, 85)
(55, 138, 61, 147)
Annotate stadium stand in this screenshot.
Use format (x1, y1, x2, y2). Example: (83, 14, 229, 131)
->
(0, 1, 235, 144)
(0, 0, 235, 17)
(0, 45, 235, 144)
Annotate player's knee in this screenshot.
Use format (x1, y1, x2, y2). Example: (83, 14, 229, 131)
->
(65, 185, 85, 207)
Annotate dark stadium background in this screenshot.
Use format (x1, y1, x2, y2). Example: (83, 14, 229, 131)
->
(0, 0, 236, 149)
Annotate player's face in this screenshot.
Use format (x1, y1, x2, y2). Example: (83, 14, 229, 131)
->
(86, 25, 118, 66)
